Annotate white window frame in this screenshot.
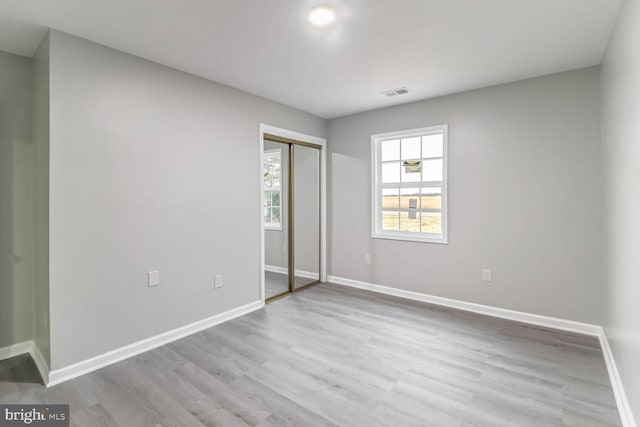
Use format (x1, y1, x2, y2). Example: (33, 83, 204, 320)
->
(371, 124, 448, 244)
(263, 148, 282, 231)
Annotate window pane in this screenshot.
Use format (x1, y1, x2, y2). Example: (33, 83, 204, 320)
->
(381, 139, 400, 161)
(382, 210, 400, 231)
(420, 212, 442, 234)
(264, 174, 273, 188)
(400, 211, 420, 232)
(272, 191, 280, 208)
(422, 134, 443, 158)
(264, 151, 281, 189)
(421, 187, 442, 210)
(400, 188, 420, 209)
(422, 158, 443, 182)
(401, 161, 421, 183)
(382, 162, 400, 183)
(401, 137, 421, 160)
(271, 207, 280, 224)
(381, 188, 399, 209)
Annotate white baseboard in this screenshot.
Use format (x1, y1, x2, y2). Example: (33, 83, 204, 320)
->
(29, 342, 50, 385)
(598, 330, 637, 427)
(265, 265, 320, 281)
(328, 275, 601, 335)
(0, 341, 32, 361)
(0, 340, 50, 385)
(328, 275, 635, 426)
(47, 300, 264, 387)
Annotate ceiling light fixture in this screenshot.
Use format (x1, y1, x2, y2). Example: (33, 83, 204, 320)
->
(308, 7, 336, 27)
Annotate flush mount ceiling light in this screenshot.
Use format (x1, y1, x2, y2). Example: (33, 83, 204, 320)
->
(308, 7, 337, 27)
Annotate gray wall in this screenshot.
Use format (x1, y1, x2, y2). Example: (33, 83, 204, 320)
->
(0, 50, 34, 349)
(601, 0, 640, 421)
(327, 67, 603, 324)
(32, 34, 51, 365)
(47, 31, 325, 369)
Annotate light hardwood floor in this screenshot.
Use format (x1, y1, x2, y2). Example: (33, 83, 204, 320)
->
(0, 283, 621, 426)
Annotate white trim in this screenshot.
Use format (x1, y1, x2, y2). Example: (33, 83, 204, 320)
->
(598, 330, 637, 427)
(0, 340, 50, 385)
(47, 300, 263, 387)
(0, 340, 32, 361)
(30, 343, 50, 385)
(371, 124, 448, 245)
(328, 275, 601, 335)
(265, 264, 320, 280)
(258, 124, 327, 303)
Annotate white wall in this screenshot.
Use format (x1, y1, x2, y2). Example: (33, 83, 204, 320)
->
(0, 49, 34, 349)
(47, 30, 325, 369)
(601, 0, 640, 422)
(327, 67, 603, 323)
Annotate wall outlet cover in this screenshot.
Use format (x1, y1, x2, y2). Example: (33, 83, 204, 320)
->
(214, 274, 224, 289)
(148, 271, 160, 287)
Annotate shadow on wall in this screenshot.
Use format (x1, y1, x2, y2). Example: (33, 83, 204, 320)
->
(329, 152, 373, 282)
(0, 100, 17, 349)
(0, 50, 37, 362)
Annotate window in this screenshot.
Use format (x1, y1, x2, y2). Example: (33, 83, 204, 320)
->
(263, 149, 282, 230)
(372, 125, 448, 243)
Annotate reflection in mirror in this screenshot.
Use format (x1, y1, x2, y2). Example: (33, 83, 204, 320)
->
(293, 145, 320, 289)
(264, 141, 290, 299)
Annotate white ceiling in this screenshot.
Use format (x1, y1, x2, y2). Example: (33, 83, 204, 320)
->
(0, 0, 622, 119)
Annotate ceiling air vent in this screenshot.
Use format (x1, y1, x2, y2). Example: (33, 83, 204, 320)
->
(383, 87, 409, 97)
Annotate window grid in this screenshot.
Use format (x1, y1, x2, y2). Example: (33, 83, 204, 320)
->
(372, 125, 448, 244)
(264, 149, 282, 230)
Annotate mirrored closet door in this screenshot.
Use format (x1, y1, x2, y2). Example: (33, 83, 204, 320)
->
(263, 135, 321, 302)
(293, 145, 320, 289)
(263, 140, 289, 300)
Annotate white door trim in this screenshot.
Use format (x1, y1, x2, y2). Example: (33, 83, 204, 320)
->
(259, 124, 327, 301)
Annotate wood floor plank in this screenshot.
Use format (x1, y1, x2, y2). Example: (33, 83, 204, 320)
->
(0, 283, 622, 426)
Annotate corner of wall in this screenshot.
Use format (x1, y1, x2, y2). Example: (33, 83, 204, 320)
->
(32, 30, 51, 369)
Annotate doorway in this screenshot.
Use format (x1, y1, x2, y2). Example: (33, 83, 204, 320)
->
(259, 125, 326, 302)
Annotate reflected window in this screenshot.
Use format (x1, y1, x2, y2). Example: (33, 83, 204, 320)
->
(264, 149, 282, 230)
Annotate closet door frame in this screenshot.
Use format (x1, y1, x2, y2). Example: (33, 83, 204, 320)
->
(259, 124, 326, 303)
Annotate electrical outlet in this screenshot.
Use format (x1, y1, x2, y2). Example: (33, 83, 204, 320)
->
(365, 254, 372, 265)
(214, 274, 223, 289)
(482, 269, 492, 282)
(148, 270, 160, 287)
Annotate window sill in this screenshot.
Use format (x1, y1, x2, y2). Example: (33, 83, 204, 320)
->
(372, 232, 448, 244)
